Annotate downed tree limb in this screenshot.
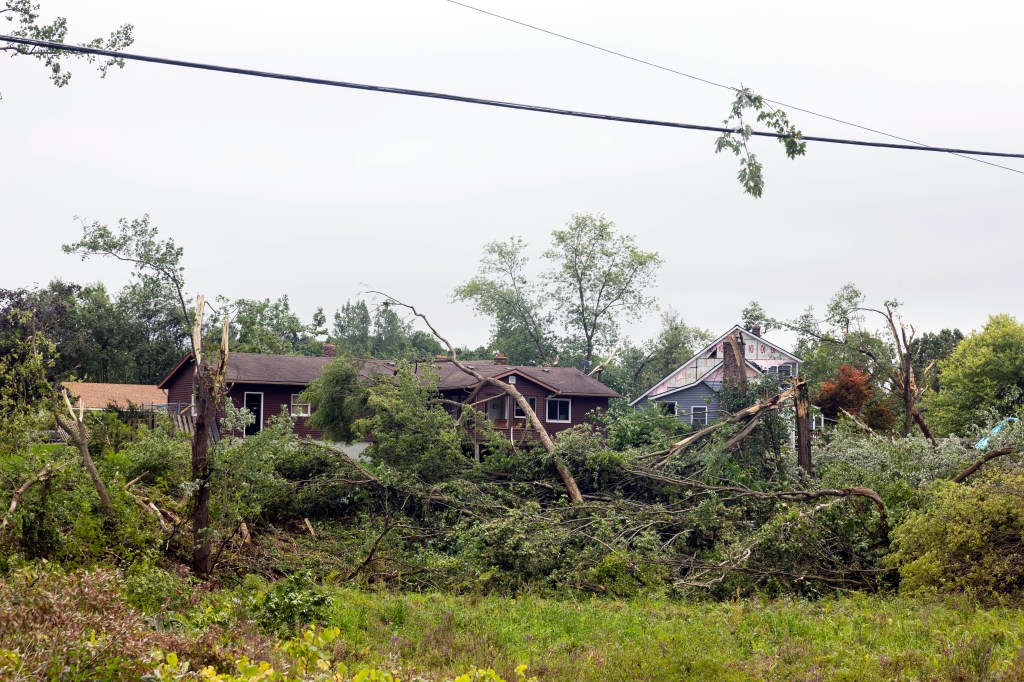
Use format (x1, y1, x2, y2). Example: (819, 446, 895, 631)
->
(1, 465, 55, 535)
(627, 468, 887, 531)
(952, 446, 1023, 484)
(368, 291, 584, 503)
(643, 386, 797, 467)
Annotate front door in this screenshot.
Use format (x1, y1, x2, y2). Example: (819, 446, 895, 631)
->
(243, 392, 263, 436)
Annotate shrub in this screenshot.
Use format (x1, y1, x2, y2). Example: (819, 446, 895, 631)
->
(888, 470, 1024, 597)
(256, 572, 332, 633)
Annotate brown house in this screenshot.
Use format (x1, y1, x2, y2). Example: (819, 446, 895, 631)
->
(158, 348, 619, 449)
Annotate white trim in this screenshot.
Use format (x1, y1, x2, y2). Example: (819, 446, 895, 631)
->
(546, 397, 572, 423)
(691, 405, 708, 426)
(486, 395, 508, 421)
(290, 393, 311, 418)
(631, 325, 802, 406)
(243, 392, 264, 434)
(513, 396, 537, 419)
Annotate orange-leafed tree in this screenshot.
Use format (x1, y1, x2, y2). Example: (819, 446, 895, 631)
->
(814, 364, 873, 420)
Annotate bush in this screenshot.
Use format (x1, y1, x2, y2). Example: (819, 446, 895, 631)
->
(256, 572, 332, 633)
(888, 470, 1024, 598)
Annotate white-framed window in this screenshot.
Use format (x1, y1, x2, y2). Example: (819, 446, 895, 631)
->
(691, 405, 708, 426)
(486, 396, 508, 422)
(243, 392, 264, 437)
(508, 375, 517, 384)
(658, 401, 677, 416)
(513, 396, 537, 419)
(546, 397, 571, 423)
(291, 393, 311, 417)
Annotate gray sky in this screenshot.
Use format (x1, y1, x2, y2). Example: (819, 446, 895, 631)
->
(3, 0, 1023, 352)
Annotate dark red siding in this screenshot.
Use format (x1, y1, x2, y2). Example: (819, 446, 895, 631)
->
(442, 374, 609, 443)
(226, 383, 323, 439)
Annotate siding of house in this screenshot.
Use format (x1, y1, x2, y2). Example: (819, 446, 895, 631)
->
(636, 381, 723, 425)
(162, 367, 323, 439)
(226, 384, 323, 440)
(444, 374, 609, 442)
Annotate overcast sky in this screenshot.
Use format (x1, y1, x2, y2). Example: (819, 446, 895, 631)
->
(3, 0, 1022, 351)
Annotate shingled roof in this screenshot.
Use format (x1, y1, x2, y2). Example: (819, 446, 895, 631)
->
(63, 382, 168, 410)
(363, 358, 620, 397)
(158, 352, 333, 388)
(160, 353, 618, 398)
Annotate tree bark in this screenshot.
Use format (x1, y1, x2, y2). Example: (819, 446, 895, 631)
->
(190, 295, 230, 575)
(952, 446, 1022, 484)
(58, 390, 114, 517)
(794, 378, 813, 476)
(1, 465, 54, 535)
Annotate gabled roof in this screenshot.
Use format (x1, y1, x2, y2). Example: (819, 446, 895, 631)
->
(630, 325, 801, 406)
(63, 382, 168, 410)
(160, 353, 619, 398)
(363, 358, 620, 397)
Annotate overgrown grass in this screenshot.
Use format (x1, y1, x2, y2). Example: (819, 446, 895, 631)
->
(312, 589, 1024, 680)
(5, 567, 1024, 680)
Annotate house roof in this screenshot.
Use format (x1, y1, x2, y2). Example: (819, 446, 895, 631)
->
(63, 382, 168, 410)
(160, 353, 619, 398)
(363, 358, 620, 397)
(158, 352, 332, 388)
(630, 325, 802, 406)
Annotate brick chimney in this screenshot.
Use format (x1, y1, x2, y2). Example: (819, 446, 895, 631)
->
(322, 342, 337, 358)
(493, 353, 507, 366)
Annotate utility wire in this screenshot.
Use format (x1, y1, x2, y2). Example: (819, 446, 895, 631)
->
(445, 0, 1024, 176)
(4, 35, 1024, 161)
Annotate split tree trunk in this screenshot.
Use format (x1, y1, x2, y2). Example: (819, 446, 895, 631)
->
(58, 390, 114, 517)
(190, 295, 230, 575)
(794, 379, 813, 476)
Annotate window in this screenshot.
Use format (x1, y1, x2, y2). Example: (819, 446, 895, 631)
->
(508, 375, 517, 384)
(291, 394, 311, 417)
(691, 405, 708, 426)
(513, 396, 537, 419)
(546, 398, 571, 423)
(777, 363, 795, 377)
(657, 401, 677, 416)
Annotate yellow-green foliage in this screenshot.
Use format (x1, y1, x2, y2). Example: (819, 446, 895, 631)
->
(149, 627, 537, 682)
(924, 314, 1024, 436)
(888, 470, 1024, 597)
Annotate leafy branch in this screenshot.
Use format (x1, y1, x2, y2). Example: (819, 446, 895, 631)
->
(715, 87, 807, 198)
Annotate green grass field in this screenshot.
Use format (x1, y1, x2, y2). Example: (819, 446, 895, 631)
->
(312, 589, 1024, 680)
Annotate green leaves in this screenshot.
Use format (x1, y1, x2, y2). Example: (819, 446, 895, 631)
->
(3, 0, 134, 87)
(714, 87, 807, 198)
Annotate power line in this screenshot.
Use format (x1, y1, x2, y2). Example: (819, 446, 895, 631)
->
(445, 0, 1024, 176)
(4, 34, 1024, 162)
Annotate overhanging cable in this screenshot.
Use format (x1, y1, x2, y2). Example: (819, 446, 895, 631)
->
(445, 0, 1024, 175)
(4, 35, 1024, 162)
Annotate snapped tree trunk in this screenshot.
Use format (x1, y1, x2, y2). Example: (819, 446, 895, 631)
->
(190, 295, 230, 576)
(58, 390, 114, 517)
(794, 378, 813, 476)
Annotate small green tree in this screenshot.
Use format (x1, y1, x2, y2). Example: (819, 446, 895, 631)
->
(924, 315, 1024, 436)
(545, 214, 662, 364)
(301, 357, 366, 443)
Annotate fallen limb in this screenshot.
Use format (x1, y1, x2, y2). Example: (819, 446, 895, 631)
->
(1, 465, 55, 535)
(627, 468, 887, 530)
(644, 386, 796, 467)
(952, 446, 1023, 484)
(367, 291, 584, 503)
